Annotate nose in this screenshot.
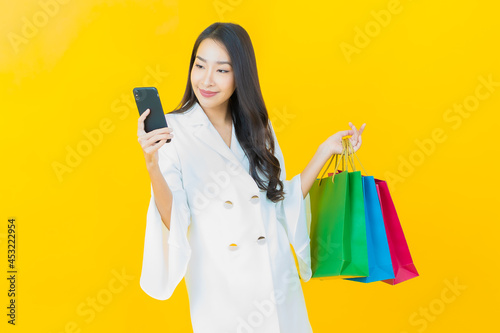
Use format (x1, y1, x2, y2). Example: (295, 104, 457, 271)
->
(202, 68, 214, 87)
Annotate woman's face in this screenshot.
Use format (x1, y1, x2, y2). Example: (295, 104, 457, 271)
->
(191, 38, 236, 112)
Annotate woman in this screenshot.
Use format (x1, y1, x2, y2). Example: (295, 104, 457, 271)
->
(137, 22, 365, 333)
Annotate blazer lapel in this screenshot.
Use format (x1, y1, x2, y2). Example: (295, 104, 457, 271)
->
(184, 101, 254, 179)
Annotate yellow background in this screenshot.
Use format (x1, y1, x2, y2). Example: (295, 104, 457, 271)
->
(1, 0, 499, 332)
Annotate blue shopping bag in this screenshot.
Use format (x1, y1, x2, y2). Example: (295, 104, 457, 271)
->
(346, 176, 395, 283)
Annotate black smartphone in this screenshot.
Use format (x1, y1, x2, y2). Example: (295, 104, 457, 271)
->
(133, 87, 170, 143)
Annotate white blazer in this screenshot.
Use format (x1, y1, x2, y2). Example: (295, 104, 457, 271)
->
(140, 101, 313, 333)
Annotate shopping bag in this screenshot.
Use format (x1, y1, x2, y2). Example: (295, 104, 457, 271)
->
(338, 140, 395, 283)
(375, 179, 419, 285)
(308, 139, 369, 279)
(346, 176, 395, 283)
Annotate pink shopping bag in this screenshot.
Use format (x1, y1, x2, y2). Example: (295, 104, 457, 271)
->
(374, 179, 419, 285)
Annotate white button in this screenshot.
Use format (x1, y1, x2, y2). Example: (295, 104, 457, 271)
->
(228, 243, 238, 251)
(257, 236, 266, 245)
(250, 195, 259, 204)
(224, 200, 233, 209)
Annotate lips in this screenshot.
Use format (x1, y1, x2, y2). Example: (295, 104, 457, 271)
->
(200, 88, 218, 97)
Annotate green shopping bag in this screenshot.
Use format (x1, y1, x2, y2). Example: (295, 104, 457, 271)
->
(308, 139, 369, 279)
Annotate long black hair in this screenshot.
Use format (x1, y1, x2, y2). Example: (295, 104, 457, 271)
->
(170, 22, 285, 202)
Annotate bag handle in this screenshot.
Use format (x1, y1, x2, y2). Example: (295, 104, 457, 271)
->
(343, 138, 356, 172)
(331, 141, 347, 184)
(318, 140, 347, 186)
(317, 136, 368, 185)
(345, 138, 368, 176)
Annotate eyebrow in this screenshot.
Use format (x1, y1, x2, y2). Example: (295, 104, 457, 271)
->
(196, 56, 232, 66)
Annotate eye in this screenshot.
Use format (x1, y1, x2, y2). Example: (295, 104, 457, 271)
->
(194, 64, 229, 73)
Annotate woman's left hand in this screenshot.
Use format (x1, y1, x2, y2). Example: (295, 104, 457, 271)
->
(322, 122, 366, 156)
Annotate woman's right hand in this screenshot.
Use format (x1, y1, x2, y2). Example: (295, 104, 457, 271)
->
(137, 109, 174, 168)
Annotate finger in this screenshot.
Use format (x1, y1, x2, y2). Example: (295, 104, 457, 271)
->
(358, 123, 366, 136)
(348, 127, 357, 143)
(349, 122, 359, 141)
(137, 109, 150, 134)
(139, 129, 169, 146)
(349, 122, 358, 140)
(348, 137, 357, 148)
(146, 139, 168, 154)
(349, 132, 361, 149)
(144, 137, 169, 154)
(144, 133, 173, 147)
(354, 135, 362, 151)
(336, 129, 354, 138)
(138, 108, 150, 123)
(148, 127, 174, 136)
(139, 126, 173, 141)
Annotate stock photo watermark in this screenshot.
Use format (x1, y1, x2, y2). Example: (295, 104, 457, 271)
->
(400, 277, 467, 333)
(384, 73, 498, 191)
(6, 218, 17, 325)
(340, 0, 416, 64)
(269, 106, 296, 134)
(189, 104, 295, 215)
(235, 267, 302, 332)
(51, 65, 169, 182)
(213, 0, 244, 21)
(7, 0, 72, 55)
(50, 267, 135, 333)
(190, 160, 245, 215)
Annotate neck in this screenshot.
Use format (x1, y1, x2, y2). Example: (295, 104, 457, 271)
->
(201, 100, 232, 127)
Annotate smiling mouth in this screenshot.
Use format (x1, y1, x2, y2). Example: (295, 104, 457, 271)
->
(200, 89, 218, 97)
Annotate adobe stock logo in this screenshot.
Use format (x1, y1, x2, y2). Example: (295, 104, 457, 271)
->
(50, 267, 135, 333)
(340, 0, 416, 63)
(190, 161, 242, 215)
(268, 106, 295, 134)
(213, 0, 244, 20)
(384, 74, 498, 191)
(235, 268, 301, 332)
(399, 277, 467, 333)
(7, 0, 72, 55)
(51, 65, 169, 182)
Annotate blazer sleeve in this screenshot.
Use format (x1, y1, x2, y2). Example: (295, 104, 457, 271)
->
(139, 137, 192, 300)
(270, 121, 312, 282)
